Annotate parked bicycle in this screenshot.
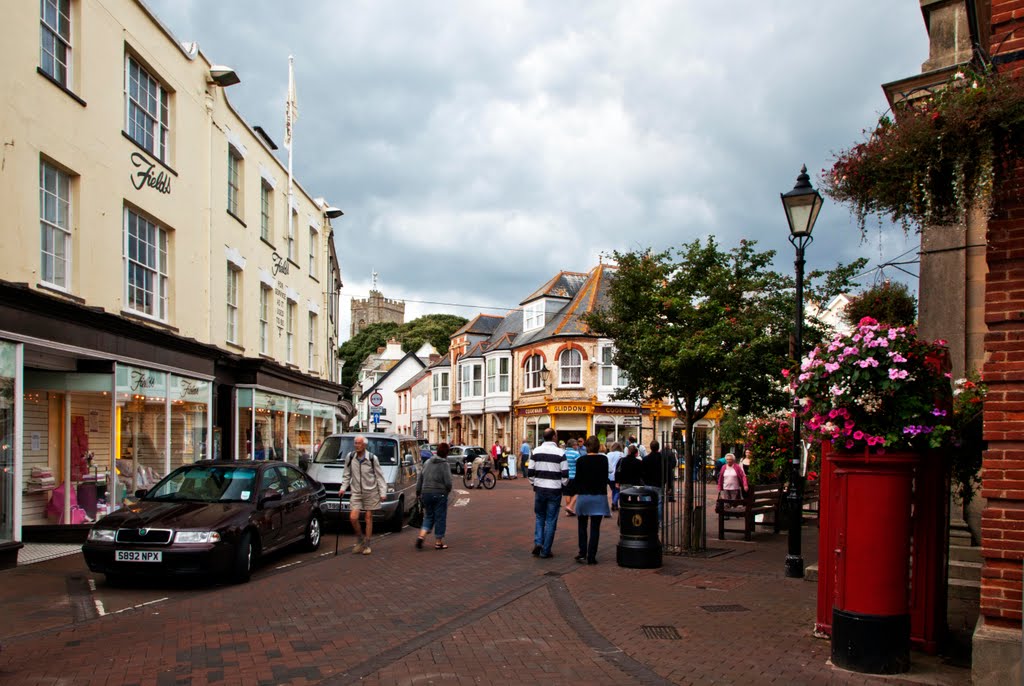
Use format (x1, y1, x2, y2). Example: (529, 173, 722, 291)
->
(462, 458, 496, 489)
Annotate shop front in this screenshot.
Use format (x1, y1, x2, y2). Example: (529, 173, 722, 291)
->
(0, 340, 22, 566)
(235, 387, 335, 468)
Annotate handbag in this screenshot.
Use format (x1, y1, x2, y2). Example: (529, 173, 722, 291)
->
(408, 498, 424, 528)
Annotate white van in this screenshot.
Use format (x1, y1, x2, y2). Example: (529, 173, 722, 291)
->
(307, 433, 420, 531)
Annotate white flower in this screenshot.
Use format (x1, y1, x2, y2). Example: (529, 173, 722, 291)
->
(954, 71, 966, 80)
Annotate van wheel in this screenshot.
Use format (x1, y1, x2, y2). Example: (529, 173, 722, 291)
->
(388, 498, 404, 532)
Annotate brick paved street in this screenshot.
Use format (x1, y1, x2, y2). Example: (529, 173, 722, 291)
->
(0, 479, 970, 685)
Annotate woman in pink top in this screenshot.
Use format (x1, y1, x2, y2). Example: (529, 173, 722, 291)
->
(716, 453, 749, 501)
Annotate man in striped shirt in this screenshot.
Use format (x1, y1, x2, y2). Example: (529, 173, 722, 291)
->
(528, 428, 568, 559)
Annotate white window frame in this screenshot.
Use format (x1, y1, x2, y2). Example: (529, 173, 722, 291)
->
(260, 182, 272, 241)
(259, 285, 270, 355)
(226, 264, 239, 343)
(286, 301, 295, 362)
(599, 343, 627, 389)
(559, 349, 582, 386)
(40, 0, 71, 86)
(498, 357, 510, 393)
(124, 207, 168, 321)
(308, 226, 317, 277)
(39, 160, 71, 290)
(523, 301, 544, 332)
(524, 354, 543, 391)
(307, 312, 317, 370)
(433, 371, 450, 402)
(227, 147, 242, 216)
(125, 55, 169, 162)
(456, 364, 463, 402)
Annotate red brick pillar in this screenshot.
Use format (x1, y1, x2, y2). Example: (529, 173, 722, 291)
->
(976, 4, 1024, 682)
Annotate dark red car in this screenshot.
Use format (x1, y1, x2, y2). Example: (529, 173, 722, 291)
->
(82, 460, 326, 584)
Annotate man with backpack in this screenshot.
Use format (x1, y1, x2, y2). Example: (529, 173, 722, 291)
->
(338, 435, 387, 555)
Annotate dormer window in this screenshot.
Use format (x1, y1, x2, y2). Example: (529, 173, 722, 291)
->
(523, 300, 544, 332)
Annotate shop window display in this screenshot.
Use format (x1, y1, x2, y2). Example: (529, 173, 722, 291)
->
(169, 375, 210, 467)
(254, 390, 285, 461)
(116, 365, 166, 497)
(287, 398, 312, 465)
(0, 342, 16, 542)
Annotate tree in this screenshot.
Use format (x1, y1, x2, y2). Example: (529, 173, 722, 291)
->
(338, 314, 468, 389)
(585, 238, 864, 549)
(842, 280, 917, 327)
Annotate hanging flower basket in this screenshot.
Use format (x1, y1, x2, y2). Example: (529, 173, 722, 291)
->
(823, 66, 1024, 232)
(786, 317, 953, 453)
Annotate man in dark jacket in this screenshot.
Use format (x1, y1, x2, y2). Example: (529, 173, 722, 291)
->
(641, 440, 670, 520)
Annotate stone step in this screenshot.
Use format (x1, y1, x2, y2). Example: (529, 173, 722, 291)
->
(949, 543, 982, 564)
(805, 563, 818, 583)
(950, 526, 973, 544)
(949, 559, 983, 582)
(948, 577, 981, 601)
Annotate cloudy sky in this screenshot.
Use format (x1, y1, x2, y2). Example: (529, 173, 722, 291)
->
(147, 0, 928, 340)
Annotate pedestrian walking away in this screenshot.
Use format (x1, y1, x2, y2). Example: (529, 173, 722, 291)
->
(563, 438, 580, 516)
(528, 427, 568, 559)
(606, 442, 624, 511)
(574, 436, 610, 564)
(338, 435, 387, 555)
(416, 442, 453, 550)
(519, 440, 532, 475)
(641, 440, 669, 520)
(614, 444, 643, 494)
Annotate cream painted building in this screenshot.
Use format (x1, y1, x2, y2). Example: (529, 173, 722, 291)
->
(0, 0, 346, 563)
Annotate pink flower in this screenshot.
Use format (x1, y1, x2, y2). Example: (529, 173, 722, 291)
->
(853, 430, 864, 440)
(887, 352, 907, 363)
(825, 362, 840, 373)
(858, 316, 878, 327)
(888, 368, 909, 380)
(856, 357, 879, 368)
(781, 369, 790, 378)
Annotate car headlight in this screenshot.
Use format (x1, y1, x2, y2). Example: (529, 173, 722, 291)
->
(87, 528, 116, 542)
(173, 531, 222, 544)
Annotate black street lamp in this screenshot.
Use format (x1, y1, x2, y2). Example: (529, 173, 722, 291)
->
(781, 164, 823, 579)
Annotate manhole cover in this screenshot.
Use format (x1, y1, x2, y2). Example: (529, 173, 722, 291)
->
(642, 625, 681, 640)
(700, 604, 750, 613)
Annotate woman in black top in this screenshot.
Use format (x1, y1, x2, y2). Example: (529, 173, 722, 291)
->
(574, 436, 610, 564)
(614, 444, 644, 490)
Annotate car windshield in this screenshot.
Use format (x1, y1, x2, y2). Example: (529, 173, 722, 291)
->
(313, 436, 399, 465)
(146, 465, 258, 503)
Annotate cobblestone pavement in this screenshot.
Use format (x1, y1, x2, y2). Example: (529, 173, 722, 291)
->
(0, 478, 971, 685)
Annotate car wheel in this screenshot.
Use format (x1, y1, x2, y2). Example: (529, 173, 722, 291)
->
(304, 514, 322, 551)
(230, 531, 257, 584)
(388, 498, 404, 532)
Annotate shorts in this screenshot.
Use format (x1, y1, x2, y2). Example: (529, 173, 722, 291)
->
(349, 490, 382, 512)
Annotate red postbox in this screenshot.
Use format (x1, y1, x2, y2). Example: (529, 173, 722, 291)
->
(816, 442, 948, 674)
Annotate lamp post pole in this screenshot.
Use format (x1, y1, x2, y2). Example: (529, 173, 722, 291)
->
(780, 164, 823, 580)
(786, 240, 807, 579)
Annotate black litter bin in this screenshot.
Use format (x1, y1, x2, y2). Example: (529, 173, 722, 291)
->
(616, 486, 662, 568)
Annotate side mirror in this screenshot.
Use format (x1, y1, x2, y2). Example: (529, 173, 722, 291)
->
(134, 489, 148, 498)
(260, 490, 283, 507)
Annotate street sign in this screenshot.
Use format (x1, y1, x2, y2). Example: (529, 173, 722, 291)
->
(371, 411, 381, 425)
(369, 391, 383, 407)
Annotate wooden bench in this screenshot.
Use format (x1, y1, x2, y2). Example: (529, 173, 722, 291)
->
(802, 479, 820, 526)
(717, 483, 785, 541)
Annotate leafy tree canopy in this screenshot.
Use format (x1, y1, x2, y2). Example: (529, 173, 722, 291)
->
(338, 314, 467, 389)
(584, 237, 864, 548)
(843, 280, 917, 328)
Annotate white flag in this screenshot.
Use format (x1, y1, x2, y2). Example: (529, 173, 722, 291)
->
(284, 55, 298, 150)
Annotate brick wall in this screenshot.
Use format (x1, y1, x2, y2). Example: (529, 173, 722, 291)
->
(980, 0, 1024, 631)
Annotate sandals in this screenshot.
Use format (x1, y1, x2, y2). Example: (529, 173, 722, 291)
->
(435, 543, 449, 550)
